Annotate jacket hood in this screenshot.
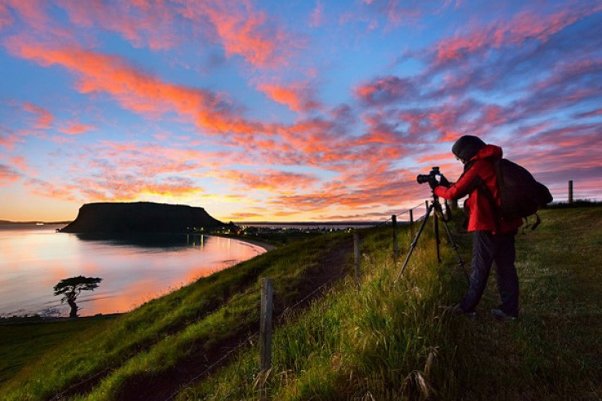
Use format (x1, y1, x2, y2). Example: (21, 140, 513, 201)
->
(452, 135, 486, 161)
(472, 144, 503, 161)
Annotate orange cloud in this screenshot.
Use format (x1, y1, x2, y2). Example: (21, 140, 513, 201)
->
(60, 122, 95, 135)
(23, 102, 54, 129)
(218, 169, 318, 193)
(0, 132, 20, 149)
(59, 0, 178, 50)
(6, 38, 262, 136)
(258, 82, 320, 112)
(183, 0, 297, 68)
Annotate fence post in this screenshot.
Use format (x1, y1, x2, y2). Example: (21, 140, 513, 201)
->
(409, 209, 414, 225)
(568, 180, 573, 204)
(259, 278, 273, 372)
(353, 232, 361, 287)
(392, 215, 399, 262)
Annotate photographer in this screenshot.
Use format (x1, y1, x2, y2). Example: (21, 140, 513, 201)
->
(433, 135, 522, 321)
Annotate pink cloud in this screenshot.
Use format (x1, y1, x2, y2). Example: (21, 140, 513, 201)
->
(3, 0, 50, 31)
(258, 82, 320, 113)
(218, 169, 319, 192)
(25, 177, 79, 201)
(309, 1, 324, 27)
(178, 0, 299, 68)
(0, 2, 12, 29)
(0, 164, 21, 185)
(6, 38, 261, 136)
(0, 131, 21, 149)
(9, 156, 28, 171)
(23, 102, 54, 129)
(59, 0, 179, 50)
(60, 122, 95, 135)
(575, 108, 602, 118)
(355, 75, 417, 105)
(434, 6, 600, 65)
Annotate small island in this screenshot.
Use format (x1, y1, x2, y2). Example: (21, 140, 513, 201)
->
(59, 202, 225, 234)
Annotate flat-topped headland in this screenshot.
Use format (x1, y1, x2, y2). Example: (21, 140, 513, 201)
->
(60, 202, 224, 234)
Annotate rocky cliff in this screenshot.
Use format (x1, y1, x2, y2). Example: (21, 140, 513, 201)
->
(60, 202, 224, 233)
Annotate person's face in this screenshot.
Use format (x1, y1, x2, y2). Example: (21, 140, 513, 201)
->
(455, 156, 466, 165)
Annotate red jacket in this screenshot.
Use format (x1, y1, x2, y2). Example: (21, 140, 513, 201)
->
(434, 144, 522, 234)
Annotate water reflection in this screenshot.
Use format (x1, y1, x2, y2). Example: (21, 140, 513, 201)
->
(0, 226, 265, 317)
(74, 232, 207, 249)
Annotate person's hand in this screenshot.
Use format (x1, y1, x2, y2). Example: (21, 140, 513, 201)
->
(433, 185, 446, 198)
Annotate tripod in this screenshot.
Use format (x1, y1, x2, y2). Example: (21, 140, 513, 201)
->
(395, 193, 466, 282)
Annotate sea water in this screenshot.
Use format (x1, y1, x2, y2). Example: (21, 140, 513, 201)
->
(0, 224, 265, 317)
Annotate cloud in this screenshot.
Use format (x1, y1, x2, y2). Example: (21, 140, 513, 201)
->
(0, 163, 21, 185)
(23, 102, 54, 130)
(24, 177, 79, 200)
(59, 0, 179, 50)
(0, 130, 20, 149)
(217, 169, 319, 193)
(0, 2, 12, 30)
(5, 38, 262, 136)
(177, 0, 300, 68)
(258, 82, 320, 112)
(309, 1, 324, 27)
(60, 122, 95, 135)
(574, 108, 602, 119)
(355, 75, 417, 106)
(433, 5, 599, 66)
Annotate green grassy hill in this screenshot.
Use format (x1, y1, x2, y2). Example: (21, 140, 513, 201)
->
(1, 206, 600, 401)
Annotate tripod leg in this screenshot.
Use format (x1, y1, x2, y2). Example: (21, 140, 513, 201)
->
(434, 210, 441, 263)
(395, 203, 434, 282)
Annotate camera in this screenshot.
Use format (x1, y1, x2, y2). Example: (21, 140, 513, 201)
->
(416, 166, 449, 188)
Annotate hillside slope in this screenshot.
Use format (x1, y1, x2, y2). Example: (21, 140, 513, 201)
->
(177, 206, 602, 401)
(1, 206, 600, 401)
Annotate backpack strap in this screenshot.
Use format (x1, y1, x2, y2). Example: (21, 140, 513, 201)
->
(522, 213, 541, 232)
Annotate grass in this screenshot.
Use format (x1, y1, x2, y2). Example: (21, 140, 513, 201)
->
(176, 224, 461, 400)
(449, 206, 602, 400)
(176, 206, 601, 401)
(2, 206, 600, 400)
(0, 232, 349, 401)
(0, 316, 116, 384)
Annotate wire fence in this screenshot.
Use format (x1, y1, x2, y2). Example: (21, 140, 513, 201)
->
(161, 203, 431, 401)
(46, 202, 434, 401)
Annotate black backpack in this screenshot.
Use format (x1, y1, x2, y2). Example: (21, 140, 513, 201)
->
(493, 158, 553, 228)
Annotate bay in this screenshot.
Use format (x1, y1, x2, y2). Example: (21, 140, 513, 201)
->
(0, 224, 265, 318)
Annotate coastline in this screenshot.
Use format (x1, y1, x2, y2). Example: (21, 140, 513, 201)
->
(209, 233, 276, 252)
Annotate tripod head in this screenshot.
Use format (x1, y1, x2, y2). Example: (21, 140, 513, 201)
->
(429, 191, 452, 222)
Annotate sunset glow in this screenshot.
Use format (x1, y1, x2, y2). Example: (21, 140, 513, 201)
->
(1, 0, 601, 222)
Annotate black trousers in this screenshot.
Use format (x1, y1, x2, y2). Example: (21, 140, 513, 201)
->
(460, 230, 519, 316)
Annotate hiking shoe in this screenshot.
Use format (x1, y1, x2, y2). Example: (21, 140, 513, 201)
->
(490, 308, 518, 322)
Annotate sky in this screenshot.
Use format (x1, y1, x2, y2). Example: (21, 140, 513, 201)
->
(0, 0, 601, 222)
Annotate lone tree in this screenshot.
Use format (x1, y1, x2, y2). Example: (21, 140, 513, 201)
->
(53, 276, 102, 318)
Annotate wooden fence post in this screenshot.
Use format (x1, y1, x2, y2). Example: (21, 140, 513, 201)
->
(259, 278, 273, 372)
(409, 209, 414, 225)
(353, 232, 360, 287)
(392, 215, 399, 262)
(568, 180, 574, 204)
